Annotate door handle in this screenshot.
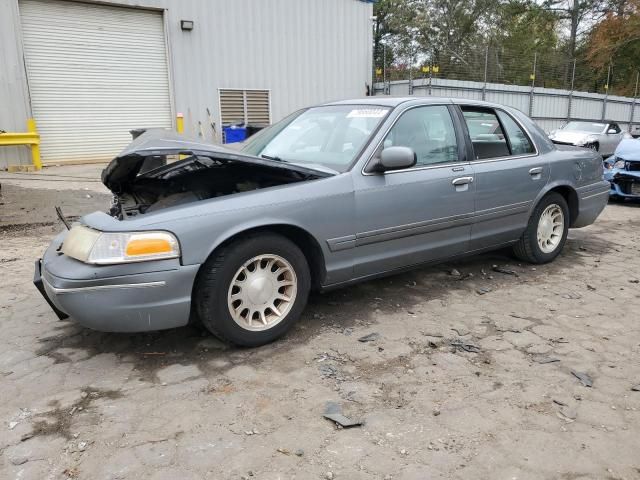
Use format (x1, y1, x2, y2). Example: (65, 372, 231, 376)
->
(529, 167, 543, 175)
(452, 176, 474, 186)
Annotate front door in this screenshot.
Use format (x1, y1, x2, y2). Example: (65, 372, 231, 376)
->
(457, 106, 550, 250)
(601, 123, 623, 156)
(352, 104, 475, 278)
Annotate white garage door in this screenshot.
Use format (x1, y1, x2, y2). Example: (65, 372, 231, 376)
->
(19, 0, 172, 164)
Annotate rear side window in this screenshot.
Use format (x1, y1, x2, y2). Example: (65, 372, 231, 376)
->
(462, 108, 534, 159)
(462, 109, 509, 159)
(496, 111, 535, 155)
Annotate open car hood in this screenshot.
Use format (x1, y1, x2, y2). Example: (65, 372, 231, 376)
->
(101, 130, 337, 192)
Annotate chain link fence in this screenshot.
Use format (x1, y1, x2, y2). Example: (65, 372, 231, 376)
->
(374, 46, 640, 97)
(373, 46, 640, 135)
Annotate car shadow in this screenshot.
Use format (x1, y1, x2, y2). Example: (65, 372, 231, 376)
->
(34, 235, 602, 381)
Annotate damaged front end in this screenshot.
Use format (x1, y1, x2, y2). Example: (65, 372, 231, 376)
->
(603, 139, 640, 200)
(102, 131, 334, 219)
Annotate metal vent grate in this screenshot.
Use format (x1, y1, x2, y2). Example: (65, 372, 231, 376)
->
(219, 89, 271, 125)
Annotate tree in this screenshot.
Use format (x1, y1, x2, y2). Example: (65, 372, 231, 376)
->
(584, 0, 640, 94)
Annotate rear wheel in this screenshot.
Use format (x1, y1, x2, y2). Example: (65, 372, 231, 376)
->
(513, 193, 569, 264)
(195, 234, 311, 347)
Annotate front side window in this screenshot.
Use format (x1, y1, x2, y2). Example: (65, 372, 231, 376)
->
(609, 123, 621, 133)
(382, 105, 459, 167)
(241, 105, 390, 172)
(496, 111, 535, 155)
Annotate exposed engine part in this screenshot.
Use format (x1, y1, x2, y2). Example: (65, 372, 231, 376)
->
(108, 156, 315, 219)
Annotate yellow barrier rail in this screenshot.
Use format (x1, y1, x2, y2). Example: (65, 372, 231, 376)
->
(0, 119, 42, 170)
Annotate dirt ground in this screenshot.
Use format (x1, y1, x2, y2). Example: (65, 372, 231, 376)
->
(1, 175, 640, 480)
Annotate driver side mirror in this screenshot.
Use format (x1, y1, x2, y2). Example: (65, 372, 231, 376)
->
(607, 128, 617, 134)
(371, 146, 417, 173)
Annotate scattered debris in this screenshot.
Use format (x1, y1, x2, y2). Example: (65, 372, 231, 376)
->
(325, 472, 335, 480)
(534, 357, 560, 364)
(629, 279, 639, 284)
(562, 292, 582, 300)
(492, 265, 519, 277)
(557, 406, 577, 421)
(294, 449, 304, 457)
(358, 332, 380, 343)
(552, 399, 568, 407)
(8, 421, 18, 430)
(63, 468, 80, 478)
(449, 268, 461, 277)
(476, 287, 492, 295)
(318, 364, 338, 379)
(631, 385, 640, 392)
(0, 258, 18, 264)
(571, 370, 593, 387)
(323, 402, 363, 428)
(433, 409, 441, 416)
(451, 327, 470, 336)
(450, 340, 481, 353)
(77, 441, 87, 452)
(276, 447, 291, 455)
(587, 284, 597, 291)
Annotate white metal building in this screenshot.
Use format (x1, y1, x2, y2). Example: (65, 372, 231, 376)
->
(0, 0, 374, 168)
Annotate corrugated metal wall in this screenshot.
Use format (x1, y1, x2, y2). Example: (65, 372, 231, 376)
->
(0, 0, 373, 168)
(381, 78, 639, 134)
(0, 0, 32, 168)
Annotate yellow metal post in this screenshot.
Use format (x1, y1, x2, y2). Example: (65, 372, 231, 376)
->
(176, 113, 184, 134)
(27, 118, 42, 170)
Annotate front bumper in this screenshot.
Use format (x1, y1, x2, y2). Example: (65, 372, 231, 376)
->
(604, 171, 640, 199)
(34, 232, 200, 332)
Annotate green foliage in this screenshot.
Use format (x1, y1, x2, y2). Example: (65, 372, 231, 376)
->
(374, 0, 640, 93)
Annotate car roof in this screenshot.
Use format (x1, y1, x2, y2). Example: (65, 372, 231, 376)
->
(322, 96, 516, 109)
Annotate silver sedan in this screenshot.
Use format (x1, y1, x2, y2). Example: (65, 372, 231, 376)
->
(35, 98, 610, 347)
(548, 121, 629, 156)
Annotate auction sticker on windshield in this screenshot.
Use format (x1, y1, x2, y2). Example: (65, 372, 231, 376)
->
(347, 109, 387, 118)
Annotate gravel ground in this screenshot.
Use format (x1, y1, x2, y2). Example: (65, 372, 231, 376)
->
(1, 181, 639, 480)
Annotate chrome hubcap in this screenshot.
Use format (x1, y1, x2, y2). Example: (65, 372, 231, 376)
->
(537, 204, 564, 254)
(227, 254, 297, 331)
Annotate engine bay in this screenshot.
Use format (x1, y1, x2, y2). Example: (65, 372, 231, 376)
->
(108, 155, 316, 219)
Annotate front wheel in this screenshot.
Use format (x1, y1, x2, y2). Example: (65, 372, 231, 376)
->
(513, 193, 569, 264)
(195, 234, 311, 347)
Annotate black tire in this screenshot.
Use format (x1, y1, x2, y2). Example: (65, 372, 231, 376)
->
(513, 192, 570, 264)
(194, 233, 311, 347)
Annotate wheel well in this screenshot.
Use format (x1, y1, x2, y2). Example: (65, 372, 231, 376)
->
(213, 225, 326, 290)
(549, 186, 579, 226)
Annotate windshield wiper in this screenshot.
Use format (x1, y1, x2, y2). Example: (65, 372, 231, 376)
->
(261, 154, 286, 162)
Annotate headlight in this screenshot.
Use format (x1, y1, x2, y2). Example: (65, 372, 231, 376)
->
(62, 225, 180, 264)
(579, 135, 597, 145)
(613, 160, 626, 169)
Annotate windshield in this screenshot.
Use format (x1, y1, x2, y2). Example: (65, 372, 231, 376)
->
(562, 121, 606, 133)
(241, 105, 390, 172)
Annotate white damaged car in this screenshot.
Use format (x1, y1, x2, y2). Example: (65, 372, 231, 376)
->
(548, 121, 629, 156)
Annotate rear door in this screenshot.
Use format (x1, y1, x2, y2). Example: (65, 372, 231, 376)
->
(457, 106, 549, 250)
(352, 104, 475, 278)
